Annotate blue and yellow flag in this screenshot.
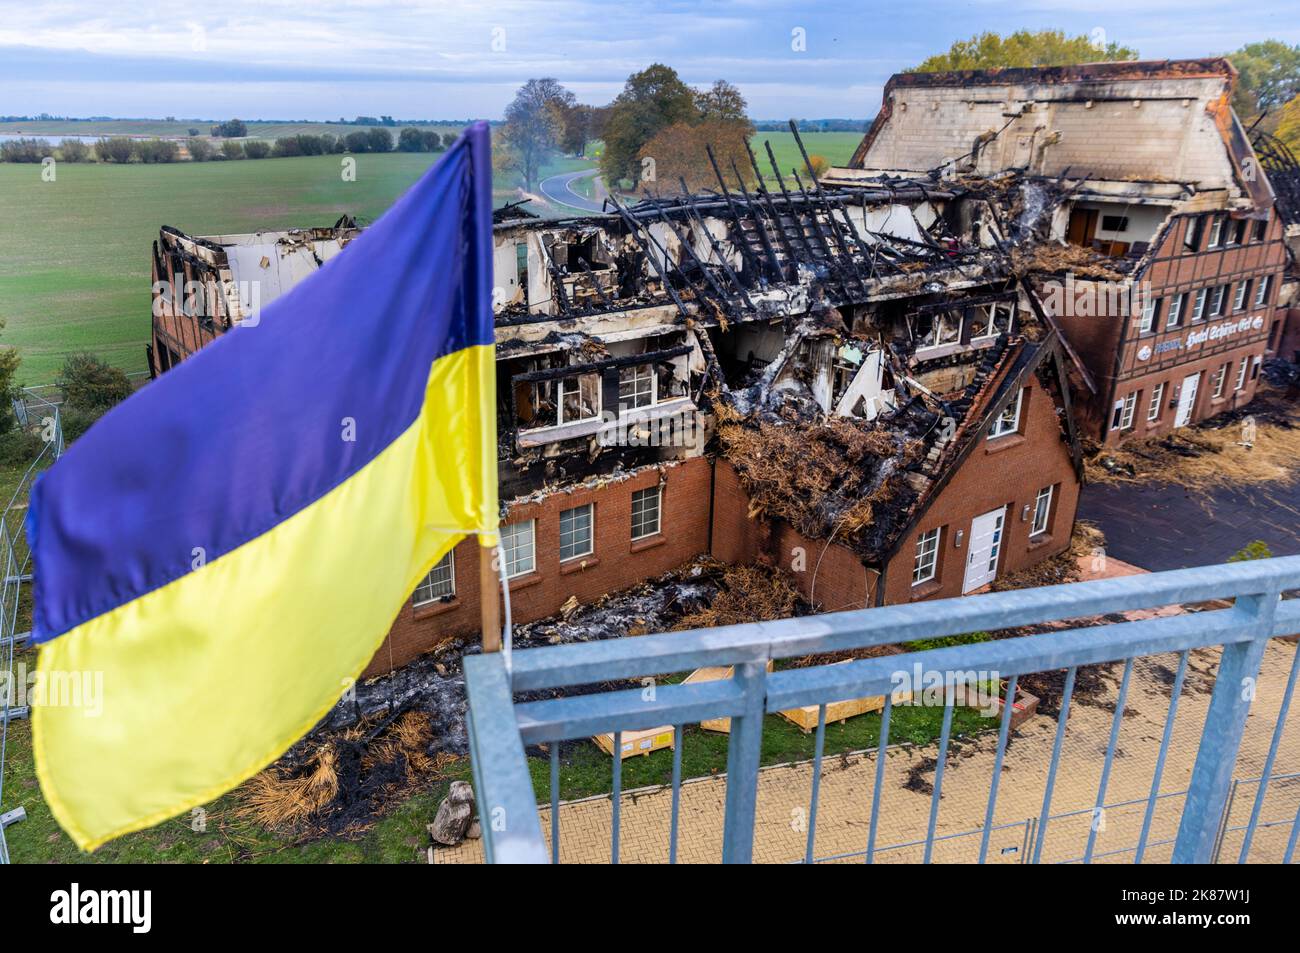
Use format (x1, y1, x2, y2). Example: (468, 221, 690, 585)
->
(28, 123, 498, 850)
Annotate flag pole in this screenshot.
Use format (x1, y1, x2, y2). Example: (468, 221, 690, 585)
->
(479, 540, 501, 652)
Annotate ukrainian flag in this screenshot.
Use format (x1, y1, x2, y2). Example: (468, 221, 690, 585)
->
(29, 123, 498, 850)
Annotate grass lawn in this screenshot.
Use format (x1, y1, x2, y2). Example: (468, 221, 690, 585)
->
(0, 151, 584, 384)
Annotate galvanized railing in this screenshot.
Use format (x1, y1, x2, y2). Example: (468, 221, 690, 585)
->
(464, 555, 1300, 863)
(0, 394, 65, 864)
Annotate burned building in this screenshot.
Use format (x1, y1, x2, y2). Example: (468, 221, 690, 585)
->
(843, 58, 1290, 445)
(149, 155, 1083, 673)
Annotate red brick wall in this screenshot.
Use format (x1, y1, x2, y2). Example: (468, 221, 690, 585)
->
(883, 377, 1080, 605)
(712, 460, 881, 613)
(363, 456, 714, 676)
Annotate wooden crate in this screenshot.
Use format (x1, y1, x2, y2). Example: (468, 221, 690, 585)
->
(592, 725, 675, 760)
(777, 661, 910, 734)
(683, 661, 775, 734)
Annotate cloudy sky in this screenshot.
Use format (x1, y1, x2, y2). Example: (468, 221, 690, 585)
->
(2, 0, 1297, 121)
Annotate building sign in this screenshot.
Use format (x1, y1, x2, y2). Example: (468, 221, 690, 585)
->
(1185, 316, 1265, 348)
(1137, 315, 1266, 362)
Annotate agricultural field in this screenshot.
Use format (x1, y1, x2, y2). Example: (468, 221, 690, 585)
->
(0, 150, 591, 384)
(0, 119, 470, 141)
(748, 130, 864, 180)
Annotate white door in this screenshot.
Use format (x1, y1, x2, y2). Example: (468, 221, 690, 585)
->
(1174, 371, 1200, 428)
(963, 506, 1006, 594)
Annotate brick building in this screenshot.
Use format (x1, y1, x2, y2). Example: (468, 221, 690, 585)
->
(149, 157, 1084, 675)
(844, 58, 1290, 445)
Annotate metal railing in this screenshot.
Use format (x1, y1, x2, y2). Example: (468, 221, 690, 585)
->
(464, 555, 1300, 863)
(0, 395, 65, 864)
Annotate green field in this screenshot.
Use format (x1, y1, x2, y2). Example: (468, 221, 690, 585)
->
(0, 119, 471, 140)
(0, 151, 593, 384)
(748, 130, 863, 181)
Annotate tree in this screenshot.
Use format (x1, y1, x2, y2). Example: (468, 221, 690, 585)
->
(1277, 94, 1300, 154)
(601, 64, 700, 187)
(499, 78, 574, 191)
(1228, 41, 1300, 122)
(398, 127, 425, 152)
(58, 138, 90, 162)
(94, 137, 135, 163)
(911, 30, 1138, 72)
(696, 80, 752, 129)
(57, 352, 134, 414)
(366, 127, 393, 153)
(243, 140, 270, 159)
(135, 138, 179, 163)
(220, 140, 245, 160)
(638, 118, 756, 193)
(344, 131, 371, 153)
(210, 118, 248, 138)
(187, 137, 213, 161)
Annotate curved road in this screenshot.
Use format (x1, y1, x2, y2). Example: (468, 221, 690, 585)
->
(539, 168, 606, 214)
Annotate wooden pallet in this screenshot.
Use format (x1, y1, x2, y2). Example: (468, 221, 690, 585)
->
(592, 725, 675, 760)
(777, 661, 911, 734)
(682, 661, 775, 733)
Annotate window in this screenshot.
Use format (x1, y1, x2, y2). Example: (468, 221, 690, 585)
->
(559, 504, 594, 561)
(1147, 383, 1164, 422)
(912, 309, 961, 350)
(1231, 220, 1247, 246)
(1191, 288, 1208, 322)
(1253, 218, 1268, 242)
(631, 486, 661, 540)
(912, 528, 940, 585)
(988, 388, 1023, 439)
(1101, 214, 1129, 232)
(1209, 286, 1226, 318)
(1255, 275, 1271, 308)
(1207, 216, 1223, 248)
(1234, 280, 1250, 312)
(1166, 293, 1185, 328)
(1111, 392, 1137, 431)
(1184, 216, 1204, 251)
(618, 363, 655, 410)
(1251, 355, 1262, 381)
(413, 551, 455, 606)
(971, 302, 1013, 340)
(1031, 485, 1053, 536)
(515, 242, 529, 304)
(1235, 357, 1249, 392)
(501, 520, 536, 578)
(1139, 295, 1160, 333)
(1212, 364, 1228, 399)
(558, 374, 600, 424)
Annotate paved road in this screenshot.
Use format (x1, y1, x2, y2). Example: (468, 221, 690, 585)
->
(538, 169, 605, 214)
(1078, 479, 1300, 571)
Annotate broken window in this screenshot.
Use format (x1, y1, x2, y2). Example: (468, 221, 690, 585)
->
(989, 388, 1023, 439)
(618, 364, 655, 409)
(516, 242, 529, 305)
(1184, 216, 1205, 251)
(558, 373, 600, 425)
(413, 551, 455, 605)
(911, 310, 961, 350)
(969, 302, 1013, 340)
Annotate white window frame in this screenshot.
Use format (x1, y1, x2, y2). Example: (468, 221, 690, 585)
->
(1118, 392, 1137, 430)
(1191, 288, 1207, 322)
(1208, 216, 1223, 248)
(912, 527, 940, 586)
(557, 374, 601, 425)
(1139, 295, 1158, 333)
(1234, 281, 1249, 312)
(972, 302, 1013, 340)
(1166, 293, 1184, 328)
(1209, 285, 1226, 318)
(501, 520, 536, 578)
(1235, 357, 1249, 392)
(630, 486, 661, 541)
(558, 503, 594, 562)
(413, 551, 455, 606)
(1031, 485, 1053, 537)
(987, 388, 1023, 440)
(1212, 364, 1227, 399)
(1255, 275, 1270, 308)
(1147, 383, 1164, 422)
(618, 363, 656, 410)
